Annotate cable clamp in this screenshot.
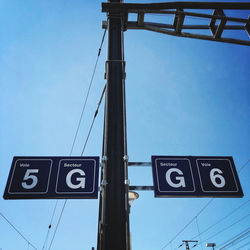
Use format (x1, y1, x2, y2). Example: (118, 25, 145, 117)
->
(102, 156, 108, 163)
(105, 60, 126, 80)
(124, 179, 130, 185)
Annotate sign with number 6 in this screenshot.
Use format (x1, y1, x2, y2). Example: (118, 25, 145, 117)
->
(152, 156, 243, 197)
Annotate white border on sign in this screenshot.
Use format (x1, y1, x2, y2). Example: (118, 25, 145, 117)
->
(155, 158, 195, 193)
(55, 159, 97, 194)
(196, 158, 239, 193)
(8, 159, 52, 194)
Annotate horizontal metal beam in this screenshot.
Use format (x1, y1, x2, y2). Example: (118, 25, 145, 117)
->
(102, 2, 250, 12)
(128, 162, 151, 166)
(143, 24, 250, 46)
(129, 186, 154, 191)
(103, 21, 246, 31)
(126, 22, 246, 30)
(102, 2, 250, 46)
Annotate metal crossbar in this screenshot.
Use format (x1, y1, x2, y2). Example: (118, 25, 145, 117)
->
(102, 2, 250, 46)
(129, 186, 154, 191)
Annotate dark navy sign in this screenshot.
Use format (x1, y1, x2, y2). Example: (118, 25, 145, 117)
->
(56, 159, 97, 195)
(152, 156, 243, 198)
(4, 156, 99, 199)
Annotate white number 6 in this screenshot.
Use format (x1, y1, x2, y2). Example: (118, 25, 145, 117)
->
(22, 169, 39, 189)
(210, 168, 225, 188)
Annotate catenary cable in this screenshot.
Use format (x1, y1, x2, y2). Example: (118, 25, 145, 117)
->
(69, 29, 107, 156)
(81, 84, 106, 155)
(218, 229, 249, 250)
(190, 199, 249, 241)
(42, 200, 58, 250)
(161, 198, 214, 249)
(238, 159, 249, 173)
(47, 85, 105, 249)
(234, 240, 250, 250)
(47, 84, 106, 250)
(48, 200, 67, 250)
(217, 227, 250, 249)
(195, 216, 203, 250)
(45, 29, 107, 250)
(196, 213, 250, 247)
(162, 158, 249, 250)
(0, 212, 37, 250)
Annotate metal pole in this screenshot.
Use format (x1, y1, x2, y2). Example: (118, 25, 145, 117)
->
(97, 0, 130, 249)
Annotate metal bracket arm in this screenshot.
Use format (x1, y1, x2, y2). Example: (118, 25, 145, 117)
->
(102, 1, 250, 46)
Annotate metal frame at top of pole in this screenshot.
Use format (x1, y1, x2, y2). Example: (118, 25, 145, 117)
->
(97, 0, 130, 249)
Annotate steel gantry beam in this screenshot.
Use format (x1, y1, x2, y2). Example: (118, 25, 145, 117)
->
(102, 1, 250, 46)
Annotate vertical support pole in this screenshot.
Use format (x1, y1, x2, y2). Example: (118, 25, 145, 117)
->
(185, 241, 190, 250)
(97, 0, 130, 249)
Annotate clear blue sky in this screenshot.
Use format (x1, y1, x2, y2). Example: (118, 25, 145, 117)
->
(0, 0, 249, 250)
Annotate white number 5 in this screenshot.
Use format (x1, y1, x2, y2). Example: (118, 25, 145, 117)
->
(210, 168, 225, 188)
(22, 169, 39, 189)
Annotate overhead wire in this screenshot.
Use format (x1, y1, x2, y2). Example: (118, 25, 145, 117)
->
(238, 159, 249, 173)
(81, 84, 106, 156)
(190, 199, 249, 241)
(0, 212, 37, 250)
(48, 201, 67, 250)
(234, 240, 250, 250)
(42, 200, 58, 250)
(217, 227, 249, 249)
(46, 29, 107, 250)
(195, 216, 203, 250)
(218, 229, 250, 250)
(69, 28, 107, 156)
(162, 158, 250, 250)
(161, 198, 214, 250)
(196, 213, 250, 247)
(47, 84, 106, 250)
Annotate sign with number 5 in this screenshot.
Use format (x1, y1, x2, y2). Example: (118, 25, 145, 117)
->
(3, 156, 99, 199)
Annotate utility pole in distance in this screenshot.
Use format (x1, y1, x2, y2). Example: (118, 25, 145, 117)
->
(97, 0, 130, 249)
(179, 240, 198, 250)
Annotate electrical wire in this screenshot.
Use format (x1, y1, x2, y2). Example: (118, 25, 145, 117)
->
(47, 84, 106, 249)
(70, 29, 107, 156)
(42, 200, 58, 250)
(163, 159, 250, 250)
(161, 198, 214, 250)
(0, 212, 37, 250)
(45, 29, 107, 250)
(81, 84, 106, 155)
(234, 240, 250, 250)
(219, 229, 249, 250)
(217, 228, 250, 249)
(48, 200, 67, 250)
(190, 199, 249, 241)
(196, 213, 250, 247)
(195, 217, 203, 250)
(238, 159, 249, 173)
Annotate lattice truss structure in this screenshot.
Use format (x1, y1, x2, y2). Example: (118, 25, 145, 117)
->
(102, 2, 250, 46)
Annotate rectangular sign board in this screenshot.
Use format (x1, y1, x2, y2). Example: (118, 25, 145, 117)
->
(4, 156, 99, 199)
(152, 156, 243, 198)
